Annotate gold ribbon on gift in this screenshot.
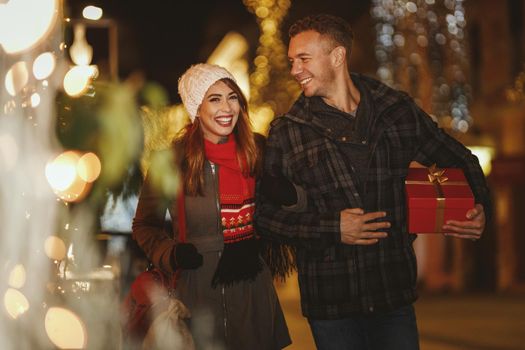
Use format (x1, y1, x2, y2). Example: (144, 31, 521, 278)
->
(428, 165, 446, 232)
(405, 164, 467, 232)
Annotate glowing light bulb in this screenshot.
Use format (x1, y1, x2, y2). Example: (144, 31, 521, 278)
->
(69, 24, 92, 66)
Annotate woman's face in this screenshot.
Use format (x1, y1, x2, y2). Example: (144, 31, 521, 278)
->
(197, 80, 240, 144)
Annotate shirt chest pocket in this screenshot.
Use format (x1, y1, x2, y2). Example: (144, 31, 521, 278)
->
(288, 146, 341, 195)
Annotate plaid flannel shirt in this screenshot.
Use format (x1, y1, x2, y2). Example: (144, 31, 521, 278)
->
(255, 74, 491, 319)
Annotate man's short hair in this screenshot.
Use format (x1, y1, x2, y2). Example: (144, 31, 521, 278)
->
(289, 14, 354, 58)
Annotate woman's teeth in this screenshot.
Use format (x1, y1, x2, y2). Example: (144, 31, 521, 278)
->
(216, 116, 233, 126)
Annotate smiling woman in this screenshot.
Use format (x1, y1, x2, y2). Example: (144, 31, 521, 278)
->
(131, 63, 293, 349)
(197, 80, 241, 144)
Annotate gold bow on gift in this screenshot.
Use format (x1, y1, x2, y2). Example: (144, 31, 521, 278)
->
(406, 164, 468, 232)
(427, 164, 448, 184)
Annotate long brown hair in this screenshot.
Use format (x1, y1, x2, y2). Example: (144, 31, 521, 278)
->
(178, 78, 259, 196)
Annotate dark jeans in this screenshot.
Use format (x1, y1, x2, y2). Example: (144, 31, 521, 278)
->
(308, 304, 419, 350)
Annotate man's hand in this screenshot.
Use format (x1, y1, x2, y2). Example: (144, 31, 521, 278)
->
(442, 204, 485, 241)
(340, 208, 390, 245)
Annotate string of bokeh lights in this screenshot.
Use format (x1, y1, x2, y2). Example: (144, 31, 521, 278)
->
(371, 0, 472, 132)
(243, 0, 299, 134)
(1, 1, 109, 348)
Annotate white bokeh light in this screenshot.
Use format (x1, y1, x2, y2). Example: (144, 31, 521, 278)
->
(63, 66, 93, 97)
(30, 93, 41, 107)
(5, 61, 29, 96)
(33, 52, 56, 80)
(82, 5, 103, 20)
(45, 151, 80, 192)
(0, 0, 58, 54)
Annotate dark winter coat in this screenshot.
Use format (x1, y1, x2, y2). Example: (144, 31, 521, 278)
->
(133, 137, 291, 350)
(255, 74, 491, 319)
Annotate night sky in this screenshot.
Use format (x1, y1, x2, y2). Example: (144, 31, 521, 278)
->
(67, 0, 372, 103)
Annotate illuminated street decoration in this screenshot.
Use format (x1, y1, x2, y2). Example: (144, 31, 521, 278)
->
(243, 0, 299, 134)
(63, 24, 98, 97)
(371, 0, 472, 132)
(207, 31, 251, 100)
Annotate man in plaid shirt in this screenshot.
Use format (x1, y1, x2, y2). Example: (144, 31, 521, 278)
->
(255, 14, 490, 350)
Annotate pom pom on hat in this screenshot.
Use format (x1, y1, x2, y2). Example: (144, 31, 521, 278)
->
(178, 63, 236, 122)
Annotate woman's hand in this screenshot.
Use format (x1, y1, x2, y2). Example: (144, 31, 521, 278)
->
(174, 243, 203, 269)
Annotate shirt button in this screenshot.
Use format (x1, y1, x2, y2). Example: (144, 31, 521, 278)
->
(362, 140, 367, 145)
(369, 306, 374, 312)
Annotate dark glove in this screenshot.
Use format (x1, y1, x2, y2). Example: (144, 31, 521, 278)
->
(260, 172, 298, 206)
(173, 243, 203, 269)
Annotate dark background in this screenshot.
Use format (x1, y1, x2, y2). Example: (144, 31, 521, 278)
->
(66, 0, 373, 103)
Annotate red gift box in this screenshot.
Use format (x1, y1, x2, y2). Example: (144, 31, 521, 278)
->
(405, 165, 474, 234)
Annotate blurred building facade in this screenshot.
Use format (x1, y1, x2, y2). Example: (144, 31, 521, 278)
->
(467, 0, 525, 292)
(360, 0, 525, 293)
(388, 0, 525, 293)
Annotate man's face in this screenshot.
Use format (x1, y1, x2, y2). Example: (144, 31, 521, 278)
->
(288, 30, 336, 98)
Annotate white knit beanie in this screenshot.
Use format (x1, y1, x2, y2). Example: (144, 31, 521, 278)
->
(178, 63, 236, 122)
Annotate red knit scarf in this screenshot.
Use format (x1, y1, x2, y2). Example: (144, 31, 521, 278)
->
(204, 135, 261, 287)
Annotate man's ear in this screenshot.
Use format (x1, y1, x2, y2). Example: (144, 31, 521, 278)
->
(331, 46, 346, 68)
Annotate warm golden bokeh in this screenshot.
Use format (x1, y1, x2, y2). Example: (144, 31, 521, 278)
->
(77, 152, 101, 183)
(44, 236, 67, 261)
(0, 0, 58, 54)
(7, 264, 26, 289)
(45, 307, 87, 349)
(3, 288, 30, 320)
(45, 151, 91, 202)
